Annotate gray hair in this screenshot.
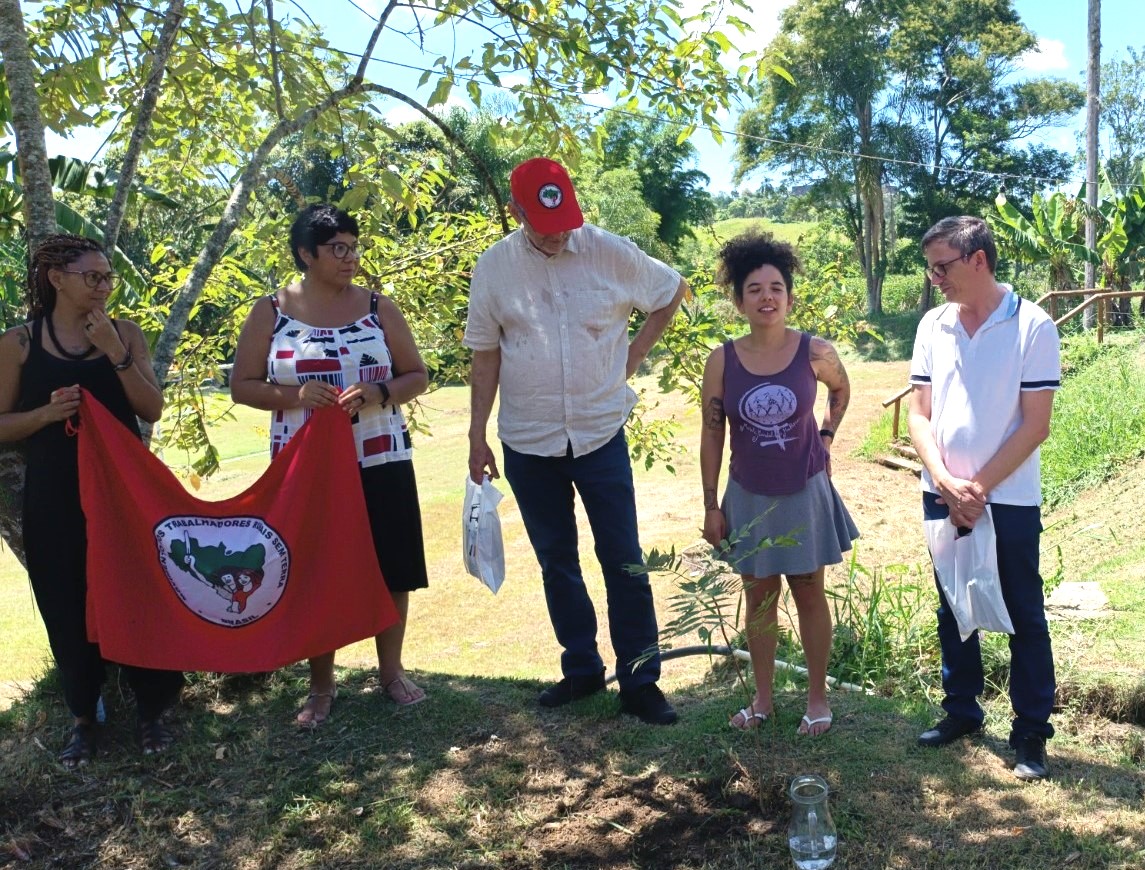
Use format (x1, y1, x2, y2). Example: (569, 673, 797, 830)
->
(921, 216, 997, 273)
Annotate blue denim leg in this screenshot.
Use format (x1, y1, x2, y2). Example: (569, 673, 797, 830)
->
(503, 442, 603, 679)
(571, 431, 661, 690)
(924, 493, 985, 726)
(992, 503, 1055, 741)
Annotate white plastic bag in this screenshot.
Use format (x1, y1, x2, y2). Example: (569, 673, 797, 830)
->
(923, 505, 1014, 642)
(463, 475, 506, 594)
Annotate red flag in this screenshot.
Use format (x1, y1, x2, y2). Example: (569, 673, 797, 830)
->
(77, 390, 399, 672)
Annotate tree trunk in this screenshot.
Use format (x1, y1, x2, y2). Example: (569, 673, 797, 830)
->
(0, 0, 56, 250)
(0, 0, 61, 567)
(1083, 0, 1101, 329)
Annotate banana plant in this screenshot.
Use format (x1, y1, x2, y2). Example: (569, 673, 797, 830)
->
(991, 188, 1098, 290)
(0, 146, 179, 323)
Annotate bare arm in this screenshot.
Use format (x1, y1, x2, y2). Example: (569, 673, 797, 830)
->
(699, 345, 728, 547)
(230, 297, 338, 411)
(97, 318, 164, 423)
(907, 383, 986, 527)
(626, 278, 687, 378)
(467, 348, 501, 483)
(810, 336, 849, 474)
(972, 389, 1055, 495)
(809, 336, 849, 434)
(341, 295, 428, 410)
(0, 326, 82, 442)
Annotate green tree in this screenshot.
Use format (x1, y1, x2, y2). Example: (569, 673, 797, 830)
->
(0, 0, 755, 562)
(1101, 47, 1145, 191)
(887, 0, 1084, 308)
(736, 0, 900, 315)
(594, 114, 714, 250)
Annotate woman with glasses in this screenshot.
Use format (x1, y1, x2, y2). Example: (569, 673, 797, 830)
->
(699, 231, 858, 737)
(231, 204, 430, 726)
(0, 233, 183, 767)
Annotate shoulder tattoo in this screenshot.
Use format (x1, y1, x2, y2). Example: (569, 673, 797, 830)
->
(704, 396, 725, 430)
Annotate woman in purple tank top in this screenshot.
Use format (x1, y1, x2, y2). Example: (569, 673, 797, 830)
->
(699, 232, 858, 737)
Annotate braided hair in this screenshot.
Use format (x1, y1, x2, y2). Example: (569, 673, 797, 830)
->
(27, 234, 105, 318)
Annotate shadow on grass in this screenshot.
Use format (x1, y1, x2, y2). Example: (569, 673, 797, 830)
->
(1, 665, 1143, 869)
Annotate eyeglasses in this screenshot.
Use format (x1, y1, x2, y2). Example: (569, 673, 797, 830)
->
(924, 253, 972, 280)
(59, 269, 118, 290)
(317, 241, 367, 260)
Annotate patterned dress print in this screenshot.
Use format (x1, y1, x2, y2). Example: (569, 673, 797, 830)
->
(266, 293, 412, 468)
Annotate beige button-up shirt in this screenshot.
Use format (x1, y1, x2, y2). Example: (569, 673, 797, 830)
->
(464, 224, 682, 457)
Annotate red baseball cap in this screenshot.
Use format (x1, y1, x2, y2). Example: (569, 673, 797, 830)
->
(509, 158, 584, 235)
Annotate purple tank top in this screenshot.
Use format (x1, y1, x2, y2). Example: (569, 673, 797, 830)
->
(724, 333, 827, 496)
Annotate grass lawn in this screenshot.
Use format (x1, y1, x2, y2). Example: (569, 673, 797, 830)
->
(1, 359, 1143, 869)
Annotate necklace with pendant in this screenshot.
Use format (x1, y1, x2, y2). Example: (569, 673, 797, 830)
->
(45, 315, 96, 360)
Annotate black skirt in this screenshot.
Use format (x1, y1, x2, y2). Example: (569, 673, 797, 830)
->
(359, 459, 430, 592)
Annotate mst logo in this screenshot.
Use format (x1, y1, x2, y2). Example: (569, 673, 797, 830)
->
(155, 516, 290, 627)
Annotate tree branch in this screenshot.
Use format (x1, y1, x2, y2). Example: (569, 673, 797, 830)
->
(151, 8, 393, 384)
(361, 84, 511, 235)
(103, 0, 186, 253)
(265, 0, 285, 120)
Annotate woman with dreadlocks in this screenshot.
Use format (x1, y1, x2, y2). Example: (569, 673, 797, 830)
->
(0, 234, 183, 768)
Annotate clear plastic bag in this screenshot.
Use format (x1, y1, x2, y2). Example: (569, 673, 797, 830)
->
(923, 504, 1014, 642)
(463, 475, 506, 594)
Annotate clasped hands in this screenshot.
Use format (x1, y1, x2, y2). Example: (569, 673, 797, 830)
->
(297, 380, 382, 414)
(937, 476, 987, 528)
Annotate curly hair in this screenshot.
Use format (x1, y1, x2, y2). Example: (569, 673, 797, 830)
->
(289, 204, 360, 272)
(715, 230, 801, 302)
(27, 234, 106, 318)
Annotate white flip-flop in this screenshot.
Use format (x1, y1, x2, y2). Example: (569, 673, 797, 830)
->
(798, 713, 833, 736)
(730, 706, 770, 730)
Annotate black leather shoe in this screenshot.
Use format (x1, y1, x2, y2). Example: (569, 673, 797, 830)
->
(917, 715, 982, 747)
(538, 670, 606, 708)
(1011, 734, 1049, 781)
(618, 682, 678, 725)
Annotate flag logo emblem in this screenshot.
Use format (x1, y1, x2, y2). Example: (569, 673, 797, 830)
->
(155, 516, 290, 627)
(538, 183, 563, 209)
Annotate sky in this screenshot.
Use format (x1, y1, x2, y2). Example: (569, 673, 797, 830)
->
(30, 0, 1142, 194)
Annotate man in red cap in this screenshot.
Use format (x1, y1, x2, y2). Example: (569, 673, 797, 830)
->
(465, 157, 687, 725)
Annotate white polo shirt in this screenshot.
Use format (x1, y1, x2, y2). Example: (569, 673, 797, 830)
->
(464, 224, 681, 457)
(909, 289, 1060, 506)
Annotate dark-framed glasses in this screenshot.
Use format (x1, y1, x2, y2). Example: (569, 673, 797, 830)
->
(925, 253, 973, 280)
(318, 241, 367, 260)
(60, 269, 119, 289)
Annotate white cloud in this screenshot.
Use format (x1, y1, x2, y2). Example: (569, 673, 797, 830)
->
(1018, 37, 1070, 73)
(382, 96, 467, 126)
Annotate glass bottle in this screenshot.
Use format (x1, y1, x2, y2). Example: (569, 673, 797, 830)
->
(787, 774, 837, 869)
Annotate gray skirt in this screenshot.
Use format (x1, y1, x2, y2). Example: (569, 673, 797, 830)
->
(719, 470, 859, 578)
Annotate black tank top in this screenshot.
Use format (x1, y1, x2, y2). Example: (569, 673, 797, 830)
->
(17, 318, 141, 488)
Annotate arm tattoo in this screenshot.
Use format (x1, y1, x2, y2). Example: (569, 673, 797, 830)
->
(703, 487, 719, 511)
(828, 391, 848, 428)
(17, 330, 28, 350)
(704, 396, 725, 430)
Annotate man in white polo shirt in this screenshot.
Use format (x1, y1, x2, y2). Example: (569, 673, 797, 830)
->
(908, 215, 1060, 780)
(464, 157, 687, 725)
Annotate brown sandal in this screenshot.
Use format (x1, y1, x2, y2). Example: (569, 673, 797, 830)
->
(296, 687, 337, 728)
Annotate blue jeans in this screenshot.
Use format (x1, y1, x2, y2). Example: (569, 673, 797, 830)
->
(503, 429, 661, 691)
(923, 493, 1055, 740)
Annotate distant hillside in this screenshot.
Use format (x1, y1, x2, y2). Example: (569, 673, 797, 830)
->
(708, 218, 817, 244)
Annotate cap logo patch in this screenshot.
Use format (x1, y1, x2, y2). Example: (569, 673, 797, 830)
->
(538, 183, 563, 209)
